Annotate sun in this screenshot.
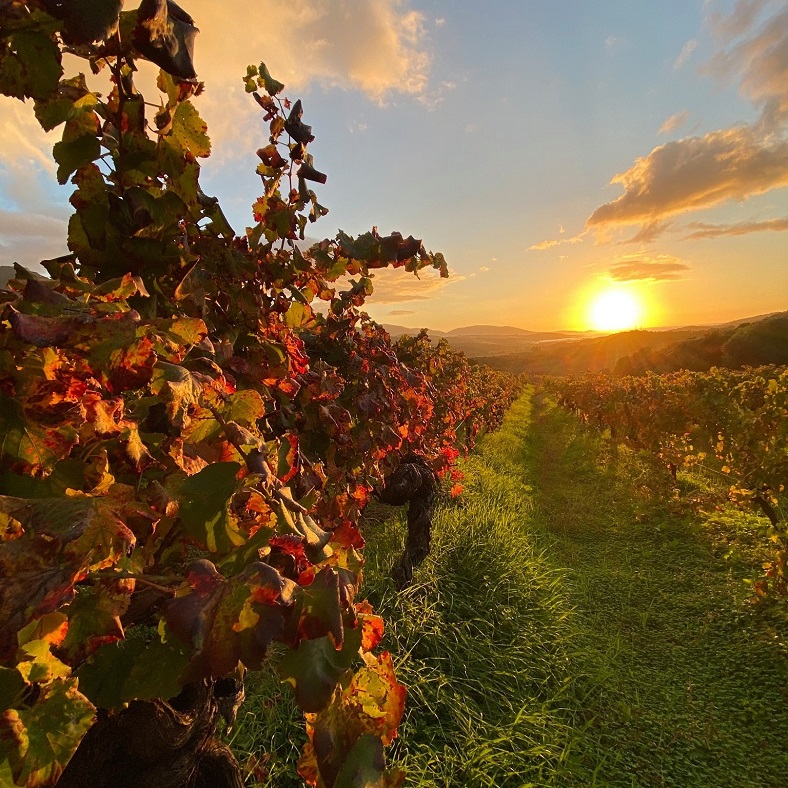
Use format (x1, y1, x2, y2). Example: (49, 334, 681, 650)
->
(589, 289, 642, 331)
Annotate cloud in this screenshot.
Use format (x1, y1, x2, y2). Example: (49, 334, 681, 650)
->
(0, 0, 434, 172)
(0, 209, 68, 268)
(658, 110, 690, 135)
(365, 266, 462, 304)
(707, 0, 772, 41)
(606, 253, 690, 282)
(621, 220, 674, 244)
(704, 2, 788, 130)
(673, 39, 698, 70)
(388, 309, 415, 315)
(587, 126, 788, 230)
(479, 266, 490, 272)
(192, 0, 431, 104)
(528, 234, 584, 251)
(683, 215, 788, 238)
(588, 3, 788, 238)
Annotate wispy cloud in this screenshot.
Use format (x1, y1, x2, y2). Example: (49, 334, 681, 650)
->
(673, 39, 698, 71)
(621, 220, 674, 244)
(388, 309, 416, 315)
(365, 266, 463, 304)
(606, 253, 690, 282)
(528, 234, 584, 251)
(658, 110, 690, 136)
(683, 215, 788, 239)
(588, 2, 788, 238)
(703, 1, 788, 131)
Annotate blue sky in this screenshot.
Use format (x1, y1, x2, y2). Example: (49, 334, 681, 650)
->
(1, 0, 786, 331)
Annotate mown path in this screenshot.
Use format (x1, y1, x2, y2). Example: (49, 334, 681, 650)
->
(524, 389, 788, 787)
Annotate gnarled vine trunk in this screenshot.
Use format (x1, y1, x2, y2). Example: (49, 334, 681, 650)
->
(57, 679, 245, 788)
(377, 454, 438, 590)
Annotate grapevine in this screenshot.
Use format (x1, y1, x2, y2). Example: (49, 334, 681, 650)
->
(546, 367, 788, 598)
(0, 2, 522, 785)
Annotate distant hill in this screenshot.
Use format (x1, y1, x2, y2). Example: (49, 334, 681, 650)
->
(477, 312, 788, 376)
(445, 325, 534, 336)
(614, 312, 788, 375)
(383, 322, 594, 358)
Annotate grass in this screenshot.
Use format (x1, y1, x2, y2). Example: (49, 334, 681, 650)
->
(523, 390, 788, 787)
(232, 387, 788, 786)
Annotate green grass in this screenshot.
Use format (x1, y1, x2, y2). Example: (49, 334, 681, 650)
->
(523, 390, 788, 787)
(232, 387, 788, 786)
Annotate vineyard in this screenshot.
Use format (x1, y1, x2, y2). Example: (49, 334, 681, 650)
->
(546, 367, 788, 598)
(2, 2, 788, 787)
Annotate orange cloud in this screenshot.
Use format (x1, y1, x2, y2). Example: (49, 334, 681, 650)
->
(528, 234, 584, 251)
(191, 0, 431, 103)
(683, 216, 788, 239)
(587, 126, 788, 230)
(658, 110, 689, 136)
(606, 253, 689, 282)
(363, 266, 462, 304)
(621, 220, 673, 244)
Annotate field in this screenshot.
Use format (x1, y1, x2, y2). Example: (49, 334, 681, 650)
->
(231, 387, 788, 786)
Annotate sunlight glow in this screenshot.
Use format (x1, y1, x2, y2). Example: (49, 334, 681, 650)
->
(589, 289, 642, 331)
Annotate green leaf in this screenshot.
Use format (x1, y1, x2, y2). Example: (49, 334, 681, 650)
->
(178, 462, 244, 552)
(59, 586, 128, 662)
(0, 678, 95, 788)
(54, 134, 101, 185)
(34, 75, 100, 132)
(333, 734, 389, 788)
(278, 626, 362, 713)
(0, 30, 62, 101)
(0, 394, 79, 475)
(77, 634, 190, 709)
(0, 668, 25, 712)
(169, 100, 210, 158)
(16, 640, 71, 685)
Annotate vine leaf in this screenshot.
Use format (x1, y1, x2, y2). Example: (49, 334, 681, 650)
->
(0, 496, 135, 662)
(163, 559, 297, 677)
(0, 394, 79, 475)
(133, 0, 199, 81)
(76, 633, 191, 709)
(177, 462, 244, 552)
(0, 26, 62, 101)
(0, 677, 95, 788)
(298, 652, 406, 787)
(279, 626, 362, 714)
(43, 0, 123, 45)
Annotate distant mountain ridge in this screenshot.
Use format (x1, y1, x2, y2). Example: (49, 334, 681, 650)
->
(476, 311, 788, 375)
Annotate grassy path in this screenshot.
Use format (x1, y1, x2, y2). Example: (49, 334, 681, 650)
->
(522, 389, 788, 787)
(232, 388, 788, 786)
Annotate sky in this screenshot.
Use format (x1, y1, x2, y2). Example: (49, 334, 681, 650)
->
(1, 0, 787, 332)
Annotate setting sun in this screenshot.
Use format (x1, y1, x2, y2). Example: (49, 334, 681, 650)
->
(589, 289, 642, 332)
